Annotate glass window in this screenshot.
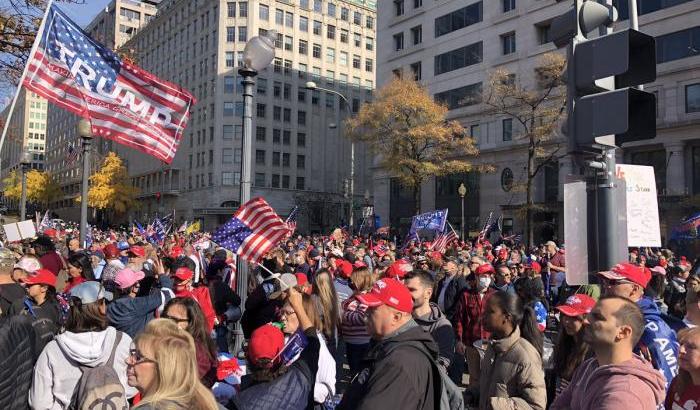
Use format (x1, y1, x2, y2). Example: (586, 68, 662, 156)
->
(255, 149, 266, 164)
(341, 7, 348, 20)
(299, 39, 308, 54)
(283, 131, 291, 145)
(224, 76, 235, 93)
(366, 37, 374, 51)
(328, 2, 336, 16)
(470, 124, 480, 139)
(283, 153, 291, 166)
(225, 51, 235, 67)
(296, 177, 305, 190)
(273, 152, 281, 166)
(353, 55, 361, 68)
(366, 16, 374, 29)
(314, 0, 322, 12)
(411, 25, 422, 45)
(340, 51, 348, 66)
(298, 110, 306, 125)
(256, 126, 266, 141)
(273, 106, 282, 120)
(435, 1, 483, 37)
(434, 82, 483, 109)
(255, 173, 266, 187)
(239, 2, 248, 17)
(354, 33, 361, 47)
(272, 174, 280, 187)
(327, 47, 335, 63)
(285, 12, 293, 27)
(284, 108, 291, 122)
(282, 175, 290, 188)
(259, 4, 269, 20)
(226, 27, 235, 42)
(273, 128, 281, 143)
(365, 58, 373, 72)
(394, 33, 404, 51)
(313, 43, 322, 58)
(394, 0, 404, 16)
(687, 83, 700, 113)
(227, 2, 235, 17)
(257, 77, 267, 94)
(223, 148, 233, 164)
(501, 32, 516, 55)
(656, 26, 700, 63)
(299, 16, 308, 32)
(300, 0, 309, 9)
(222, 172, 234, 186)
(434, 42, 483, 75)
(313, 20, 322, 35)
(256, 103, 266, 117)
(284, 35, 293, 51)
(297, 155, 306, 169)
(297, 133, 306, 146)
(410, 61, 422, 81)
(340, 29, 349, 43)
(238, 26, 247, 42)
(327, 25, 336, 40)
(223, 125, 234, 139)
(354, 11, 362, 24)
(275, 8, 284, 24)
(503, 0, 515, 12)
(224, 102, 234, 116)
(502, 118, 512, 141)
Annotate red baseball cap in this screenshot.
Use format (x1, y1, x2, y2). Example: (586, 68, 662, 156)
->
(356, 278, 413, 313)
(103, 243, 119, 259)
(475, 264, 495, 276)
(526, 261, 542, 274)
(169, 246, 183, 258)
(598, 263, 651, 288)
(43, 228, 57, 238)
(385, 260, 413, 279)
(294, 273, 308, 286)
(174, 267, 194, 281)
(248, 324, 285, 367)
(21, 268, 57, 288)
(555, 294, 596, 317)
(128, 245, 145, 257)
(337, 260, 353, 278)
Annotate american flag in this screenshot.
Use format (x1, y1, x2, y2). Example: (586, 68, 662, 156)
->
(66, 140, 79, 164)
(213, 197, 290, 263)
(285, 206, 299, 236)
(23, 5, 195, 164)
(478, 212, 494, 242)
(502, 233, 523, 243)
(432, 228, 458, 253)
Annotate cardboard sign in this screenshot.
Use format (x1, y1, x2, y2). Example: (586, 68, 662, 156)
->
(3, 220, 37, 242)
(615, 164, 661, 247)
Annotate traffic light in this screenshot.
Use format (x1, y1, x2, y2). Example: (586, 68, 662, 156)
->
(550, 0, 657, 151)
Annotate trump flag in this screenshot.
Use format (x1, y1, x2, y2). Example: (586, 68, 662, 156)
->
(23, 4, 195, 164)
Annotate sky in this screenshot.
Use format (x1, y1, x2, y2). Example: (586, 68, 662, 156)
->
(0, 0, 112, 110)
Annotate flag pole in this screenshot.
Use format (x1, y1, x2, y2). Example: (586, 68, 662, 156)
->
(0, 0, 55, 166)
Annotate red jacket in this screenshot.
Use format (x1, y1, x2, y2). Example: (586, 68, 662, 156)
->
(454, 288, 495, 345)
(176, 286, 217, 331)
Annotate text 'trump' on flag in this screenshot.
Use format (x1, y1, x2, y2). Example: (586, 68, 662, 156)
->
(213, 198, 291, 263)
(23, 4, 196, 164)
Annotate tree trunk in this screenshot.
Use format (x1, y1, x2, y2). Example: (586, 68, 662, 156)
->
(413, 184, 421, 216)
(526, 139, 536, 246)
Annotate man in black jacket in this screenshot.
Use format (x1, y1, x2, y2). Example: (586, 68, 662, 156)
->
(432, 258, 468, 323)
(338, 278, 438, 410)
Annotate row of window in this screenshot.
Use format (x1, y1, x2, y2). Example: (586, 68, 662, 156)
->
(254, 150, 306, 169)
(256, 127, 307, 147)
(263, 5, 374, 30)
(249, 173, 306, 190)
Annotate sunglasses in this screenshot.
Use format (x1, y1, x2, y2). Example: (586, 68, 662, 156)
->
(128, 348, 156, 365)
(161, 313, 189, 324)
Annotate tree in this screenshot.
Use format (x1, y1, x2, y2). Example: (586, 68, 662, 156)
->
(2, 168, 60, 206)
(483, 52, 567, 245)
(82, 152, 139, 215)
(346, 78, 483, 215)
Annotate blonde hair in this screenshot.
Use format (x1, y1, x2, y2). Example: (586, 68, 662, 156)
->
(134, 319, 219, 410)
(313, 270, 340, 342)
(672, 327, 700, 397)
(350, 267, 374, 293)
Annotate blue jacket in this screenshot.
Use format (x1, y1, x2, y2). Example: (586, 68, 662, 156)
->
(107, 275, 173, 338)
(637, 297, 679, 388)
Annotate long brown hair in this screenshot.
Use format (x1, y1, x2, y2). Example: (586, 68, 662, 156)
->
(672, 327, 700, 398)
(164, 297, 217, 362)
(66, 298, 107, 333)
(312, 269, 340, 342)
(552, 316, 590, 381)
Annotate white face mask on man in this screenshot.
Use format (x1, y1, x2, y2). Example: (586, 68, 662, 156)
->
(477, 276, 492, 291)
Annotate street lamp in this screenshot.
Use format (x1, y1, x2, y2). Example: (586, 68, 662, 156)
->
(77, 119, 92, 248)
(458, 182, 467, 241)
(234, 31, 275, 353)
(19, 151, 31, 221)
(304, 81, 355, 232)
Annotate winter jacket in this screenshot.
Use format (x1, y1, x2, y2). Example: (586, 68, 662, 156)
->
(0, 282, 25, 317)
(637, 296, 679, 389)
(340, 294, 371, 345)
(176, 285, 217, 332)
(432, 274, 469, 323)
(414, 302, 455, 369)
(9, 297, 61, 354)
(29, 326, 137, 410)
(207, 275, 241, 316)
(0, 314, 37, 410)
(107, 274, 174, 338)
(240, 280, 285, 338)
(454, 288, 496, 345)
(478, 326, 546, 410)
(338, 321, 438, 410)
(551, 355, 666, 410)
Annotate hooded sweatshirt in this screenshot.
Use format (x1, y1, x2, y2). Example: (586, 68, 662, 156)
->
(637, 296, 679, 388)
(29, 326, 137, 410)
(414, 302, 455, 369)
(551, 354, 666, 410)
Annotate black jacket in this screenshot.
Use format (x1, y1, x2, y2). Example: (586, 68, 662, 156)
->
(0, 314, 37, 410)
(414, 302, 455, 369)
(338, 322, 438, 410)
(432, 275, 468, 323)
(8, 297, 61, 355)
(240, 280, 284, 338)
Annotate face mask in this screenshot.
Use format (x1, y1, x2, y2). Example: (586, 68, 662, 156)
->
(477, 276, 491, 291)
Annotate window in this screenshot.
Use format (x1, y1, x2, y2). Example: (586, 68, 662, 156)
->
(224, 102, 235, 116)
(365, 58, 373, 72)
(354, 11, 362, 24)
(435, 1, 483, 37)
(352, 55, 361, 69)
(313, 43, 322, 58)
(410, 61, 422, 81)
(238, 26, 247, 42)
(299, 16, 308, 31)
(259, 4, 269, 20)
(536, 22, 551, 45)
(239, 2, 248, 17)
(392, 68, 402, 79)
(227, 2, 235, 17)
(300, 0, 309, 9)
(409, 26, 422, 46)
(327, 25, 336, 40)
(225, 51, 235, 67)
(275, 32, 283, 48)
(282, 175, 290, 188)
(393, 0, 404, 16)
(222, 172, 234, 186)
(298, 89, 307, 102)
(283, 153, 291, 167)
(327, 47, 335, 63)
(284, 59, 292, 75)
(283, 130, 291, 145)
(687, 84, 700, 113)
(501, 32, 516, 55)
(366, 16, 374, 29)
(255, 149, 266, 164)
(274, 81, 282, 97)
(434, 82, 483, 109)
(223, 125, 234, 139)
(414, 0, 422, 8)
(354, 33, 361, 47)
(275, 8, 284, 24)
(503, 0, 515, 12)
(223, 148, 233, 164)
(340, 29, 349, 43)
(272, 174, 280, 187)
(614, 0, 694, 20)
(297, 155, 306, 169)
(299, 39, 308, 55)
(255, 173, 266, 187)
(502, 118, 513, 141)
(256, 103, 266, 117)
(283, 108, 291, 122)
(394, 33, 404, 51)
(314, 0, 322, 12)
(224, 76, 235, 93)
(470, 124, 480, 140)
(226, 26, 235, 42)
(296, 177, 305, 190)
(297, 133, 306, 146)
(328, 2, 336, 16)
(340, 51, 348, 66)
(656, 26, 700, 63)
(313, 20, 322, 35)
(284, 83, 291, 99)
(285, 12, 293, 27)
(298, 110, 306, 125)
(273, 106, 282, 120)
(284, 35, 293, 51)
(366, 37, 374, 51)
(312, 67, 321, 80)
(256, 126, 266, 141)
(312, 89, 320, 104)
(235, 102, 244, 116)
(273, 128, 281, 143)
(434, 42, 483, 75)
(257, 78, 267, 94)
(341, 7, 348, 20)
(273, 152, 281, 166)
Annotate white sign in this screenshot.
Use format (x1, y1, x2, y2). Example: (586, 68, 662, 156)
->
(615, 164, 661, 247)
(3, 220, 37, 242)
(564, 180, 589, 285)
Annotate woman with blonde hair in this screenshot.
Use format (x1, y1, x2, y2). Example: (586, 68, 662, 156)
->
(340, 267, 374, 376)
(312, 269, 340, 350)
(666, 326, 700, 409)
(127, 318, 221, 410)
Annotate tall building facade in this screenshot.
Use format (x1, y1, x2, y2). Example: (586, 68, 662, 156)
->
(0, 89, 48, 210)
(45, 0, 160, 221)
(117, 0, 377, 231)
(374, 0, 700, 242)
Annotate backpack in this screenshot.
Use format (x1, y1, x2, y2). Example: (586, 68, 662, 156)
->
(405, 342, 465, 410)
(68, 331, 128, 410)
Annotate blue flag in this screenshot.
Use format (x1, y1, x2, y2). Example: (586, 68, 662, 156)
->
(409, 209, 449, 236)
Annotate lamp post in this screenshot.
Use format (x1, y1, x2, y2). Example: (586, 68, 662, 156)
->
(234, 31, 275, 353)
(304, 81, 354, 232)
(458, 182, 467, 241)
(19, 152, 31, 221)
(77, 119, 92, 248)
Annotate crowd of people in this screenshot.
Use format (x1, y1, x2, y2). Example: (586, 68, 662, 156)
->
(0, 221, 699, 409)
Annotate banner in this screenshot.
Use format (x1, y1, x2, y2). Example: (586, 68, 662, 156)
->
(671, 212, 700, 241)
(615, 164, 661, 247)
(408, 209, 448, 236)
